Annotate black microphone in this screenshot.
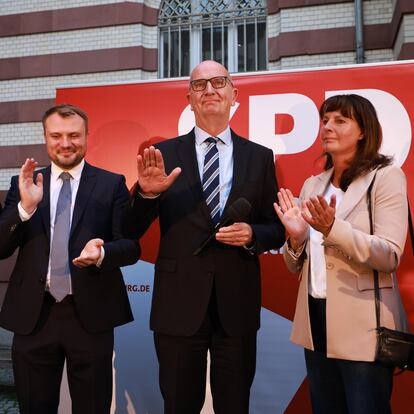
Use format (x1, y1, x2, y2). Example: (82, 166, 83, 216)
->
(193, 197, 252, 255)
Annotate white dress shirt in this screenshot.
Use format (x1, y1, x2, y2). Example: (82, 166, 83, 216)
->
(309, 182, 345, 298)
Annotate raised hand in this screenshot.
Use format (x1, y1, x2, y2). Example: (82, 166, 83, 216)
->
(274, 188, 309, 247)
(19, 158, 43, 214)
(302, 194, 336, 237)
(72, 238, 104, 267)
(137, 146, 181, 196)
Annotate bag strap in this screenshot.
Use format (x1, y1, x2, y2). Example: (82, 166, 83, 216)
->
(408, 201, 414, 255)
(367, 172, 380, 330)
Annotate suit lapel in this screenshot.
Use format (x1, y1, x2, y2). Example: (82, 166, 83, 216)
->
(39, 166, 51, 241)
(307, 168, 377, 220)
(70, 162, 97, 237)
(223, 131, 249, 212)
(336, 168, 377, 220)
(176, 129, 212, 224)
(305, 169, 333, 200)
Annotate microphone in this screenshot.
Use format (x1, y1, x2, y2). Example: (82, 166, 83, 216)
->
(193, 197, 252, 255)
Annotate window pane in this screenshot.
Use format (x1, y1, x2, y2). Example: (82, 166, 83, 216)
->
(237, 20, 266, 72)
(202, 26, 228, 65)
(162, 31, 169, 78)
(246, 22, 256, 71)
(181, 29, 190, 76)
(257, 22, 266, 70)
(170, 30, 180, 77)
(202, 27, 212, 61)
(237, 24, 245, 71)
(162, 29, 190, 77)
(213, 26, 228, 67)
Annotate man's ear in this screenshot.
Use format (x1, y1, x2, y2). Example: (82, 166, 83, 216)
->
(187, 92, 194, 111)
(231, 87, 239, 106)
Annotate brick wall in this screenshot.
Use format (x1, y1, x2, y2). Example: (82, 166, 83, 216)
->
(0, 70, 155, 102)
(0, 25, 157, 58)
(266, 0, 412, 70)
(0, 169, 20, 191)
(0, 0, 144, 15)
(0, 123, 44, 146)
(0, 1, 159, 197)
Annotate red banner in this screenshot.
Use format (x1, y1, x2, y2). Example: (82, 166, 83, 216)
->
(57, 61, 414, 412)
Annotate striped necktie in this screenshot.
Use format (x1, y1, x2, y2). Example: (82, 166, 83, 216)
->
(202, 137, 220, 226)
(49, 171, 72, 301)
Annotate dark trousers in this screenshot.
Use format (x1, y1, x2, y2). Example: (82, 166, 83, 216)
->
(306, 295, 394, 414)
(12, 293, 114, 414)
(154, 288, 257, 414)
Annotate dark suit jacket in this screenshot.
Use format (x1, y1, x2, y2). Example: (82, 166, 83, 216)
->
(125, 129, 284, 337)
(0, 162, 139, 335)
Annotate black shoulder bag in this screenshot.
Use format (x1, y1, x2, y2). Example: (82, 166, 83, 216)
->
(367, 175, 414, 371)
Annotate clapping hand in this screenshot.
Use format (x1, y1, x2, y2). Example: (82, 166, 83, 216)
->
(274, 188, 309, 249)
(137, 146, 181, 197)
(19, 158, 43, 214)
(302, 194, 336, 237)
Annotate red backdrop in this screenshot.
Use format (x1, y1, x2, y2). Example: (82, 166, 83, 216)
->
(57, 61, 414, 412)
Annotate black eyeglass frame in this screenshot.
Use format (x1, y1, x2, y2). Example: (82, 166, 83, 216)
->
(189, 76, 233, 92)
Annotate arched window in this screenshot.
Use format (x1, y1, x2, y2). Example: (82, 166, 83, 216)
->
(158, 0, 267, 77)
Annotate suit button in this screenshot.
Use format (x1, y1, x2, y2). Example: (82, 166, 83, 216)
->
(326, 262, 334, 270)
(10, 224, 17, 232)
(39, 278, 45, 284)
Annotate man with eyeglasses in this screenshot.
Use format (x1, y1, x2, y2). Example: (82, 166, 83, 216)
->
(125, 60, 284, 413)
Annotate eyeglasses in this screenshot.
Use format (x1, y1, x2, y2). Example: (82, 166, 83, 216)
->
(189, 76, 231, 92)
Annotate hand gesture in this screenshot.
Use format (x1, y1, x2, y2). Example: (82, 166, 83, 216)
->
(274, 188, 309, 247)
(215, 222, 253, 247)
(137, 146, 181, 196)
(19, 158, 43, 214)
(302, 194, 336, 237)
(72, 238, 104, 268)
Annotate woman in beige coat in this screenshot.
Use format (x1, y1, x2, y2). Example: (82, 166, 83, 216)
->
(274, 94, 408, 414)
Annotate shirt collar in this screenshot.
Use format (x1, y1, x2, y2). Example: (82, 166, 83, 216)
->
(194, 126, 232, 146)
(51, 159, 85, 182)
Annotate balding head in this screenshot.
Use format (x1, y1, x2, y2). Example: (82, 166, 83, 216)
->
(187, 60, 238, 136)
(190, 60, 232, 83)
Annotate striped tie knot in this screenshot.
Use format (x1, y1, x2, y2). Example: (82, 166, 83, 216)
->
(205, 136, 218, 144)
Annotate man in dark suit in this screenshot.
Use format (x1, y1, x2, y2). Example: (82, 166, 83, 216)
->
(0, 104, 139, 414)
(125, 60, 285, 413)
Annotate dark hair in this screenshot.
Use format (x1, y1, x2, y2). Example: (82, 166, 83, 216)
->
(319, 94, 391, 191)
(42, 104, 88, 134)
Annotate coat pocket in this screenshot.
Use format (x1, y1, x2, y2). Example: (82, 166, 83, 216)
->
(356, 272, 393, 291)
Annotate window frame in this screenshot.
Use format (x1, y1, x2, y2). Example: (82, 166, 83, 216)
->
(158, 0, 267, 77)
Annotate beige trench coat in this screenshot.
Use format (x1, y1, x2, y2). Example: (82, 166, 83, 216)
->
(285, 164, 408, 361)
